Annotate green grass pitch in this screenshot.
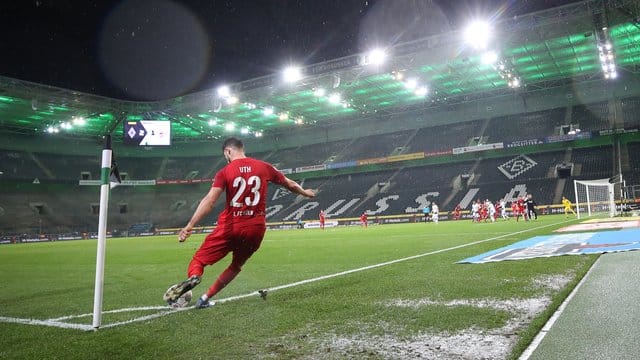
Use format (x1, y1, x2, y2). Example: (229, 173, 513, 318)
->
(0, 214, 595, 359)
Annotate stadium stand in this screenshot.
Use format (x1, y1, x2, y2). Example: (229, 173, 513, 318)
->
(116, 157, 164, 180)
(127, 223, 154, 235)
(334, 130, 414, 161)
(471, 151, 565, 184)
(160, 156, 221, 180)
(571, 101, 610, 131)
(267, 139, 351, 169)
(621, 97, 640, 128)
(571, 145, 614, 179)
(625, 142, 640, 185)
(484, 108, 565, 142)
(408, 119, 484, 152)
(0, 150, 47, 180)
(35, 153, 99, 180)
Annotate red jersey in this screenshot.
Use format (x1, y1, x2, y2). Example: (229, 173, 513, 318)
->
(360, 213, 368, 222)
(212, 157, 286, 226)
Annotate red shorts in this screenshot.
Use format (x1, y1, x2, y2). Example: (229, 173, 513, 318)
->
(192, 222, 266, 270)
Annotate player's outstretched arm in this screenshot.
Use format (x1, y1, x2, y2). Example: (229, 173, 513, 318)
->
(283, 177, 315, 198)
(178, 186, 223, 242)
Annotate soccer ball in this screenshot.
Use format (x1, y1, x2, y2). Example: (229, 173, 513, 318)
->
(169, 290, 192, 309)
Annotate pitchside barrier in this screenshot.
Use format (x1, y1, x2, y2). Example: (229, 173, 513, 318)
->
(4, 201, 639, 245)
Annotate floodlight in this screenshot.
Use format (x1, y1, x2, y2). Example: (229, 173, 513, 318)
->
(254, 131, 263, 138)
(263, 107, 274, 116)
(46, 126, 55, 133)
(60, 122, 72, 130)
(404, 78, 418, 90)
(217, 85, 231, 98)
(464, 20, 492, 50)
(328, 93, 341, 104)
(392, 71, 404, 81)
(294, 117, 304, 125)
(481, 50, 498, 65)
(240, 127, 249, 135)
(278, 112, 289, 121)
(208, 119, 217, 126)
(365, 48, 387, 66)
(225, 96, 239, 105)
(313, 88, 326, 97)
(224, 122, 235, 131)
(245, 102, 257, 109)
(415, 86, 428, 97)
(72, 116, 86, 126)
(283, 66, 303, 83)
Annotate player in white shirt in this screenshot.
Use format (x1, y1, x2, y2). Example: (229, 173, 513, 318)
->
(486, 200, 496, 223)
(431, 203, 439, 224)
(499, 200, 507, 220)
(471, 201, 480, 222)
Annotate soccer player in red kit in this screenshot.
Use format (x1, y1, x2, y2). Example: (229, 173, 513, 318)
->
(517, 196, 527, 221)
(511, 201, 521, 222)
(319, 209, 326, 230)
(453, 204, 461, 220)
(360, 212, 368, 228)
(164, 137, 315, 308)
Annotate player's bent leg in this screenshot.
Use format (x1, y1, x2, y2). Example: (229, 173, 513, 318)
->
(166, 228, 231, 306)
(199, 225, 264, 302)
(204, 264, 242, 299)
(164, 275, 201, 305)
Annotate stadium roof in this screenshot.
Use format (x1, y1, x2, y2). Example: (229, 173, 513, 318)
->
(0, 0, 639, 142)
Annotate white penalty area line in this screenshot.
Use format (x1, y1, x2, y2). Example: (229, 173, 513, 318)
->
(0, 219, 573, 331)
(518, 255, 601, 360)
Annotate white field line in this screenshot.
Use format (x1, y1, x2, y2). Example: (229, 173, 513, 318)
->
(0, 316, 94, 331)
(518, 255, 601, 360)
(48, 305, 171, 322)
(0, 219, 573, 331)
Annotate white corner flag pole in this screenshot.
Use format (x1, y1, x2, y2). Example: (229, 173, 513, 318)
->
(92, 136, 113, 329)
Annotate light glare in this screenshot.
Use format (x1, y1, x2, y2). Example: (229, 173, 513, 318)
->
(263, 107, 274, 116)
(313, 88, 326, 97)
(72, 117, 86, 126)
(465, 20, 492, 50)
(365, 48, 387, 65)
(481, 51, 498, 65)
(415, 86, 428, 97)
(217, 85, 231, 98)
(283, 66, 303, 83)
(328, 93, 341, 104)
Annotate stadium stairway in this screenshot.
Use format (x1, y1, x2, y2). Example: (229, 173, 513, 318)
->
(522, 251, 640, 360)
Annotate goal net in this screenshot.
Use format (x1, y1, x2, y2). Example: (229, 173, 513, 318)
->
(573, 178, 617, 219)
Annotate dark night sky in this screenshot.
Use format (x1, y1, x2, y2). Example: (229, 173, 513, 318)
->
(0, 0, 583, 101)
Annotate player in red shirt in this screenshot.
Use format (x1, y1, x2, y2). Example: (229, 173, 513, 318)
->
(319, 209, 326, 230)
(360, 212, 368, 228)
(511, 201, 521, 222)
(517, 196, 527, 221)
(164, 138, 315, 308)
(453, 204, 461, 220)
(479, 202, 488, 222)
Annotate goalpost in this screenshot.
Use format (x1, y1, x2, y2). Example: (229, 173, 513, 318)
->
(573, 178, 617, 219)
